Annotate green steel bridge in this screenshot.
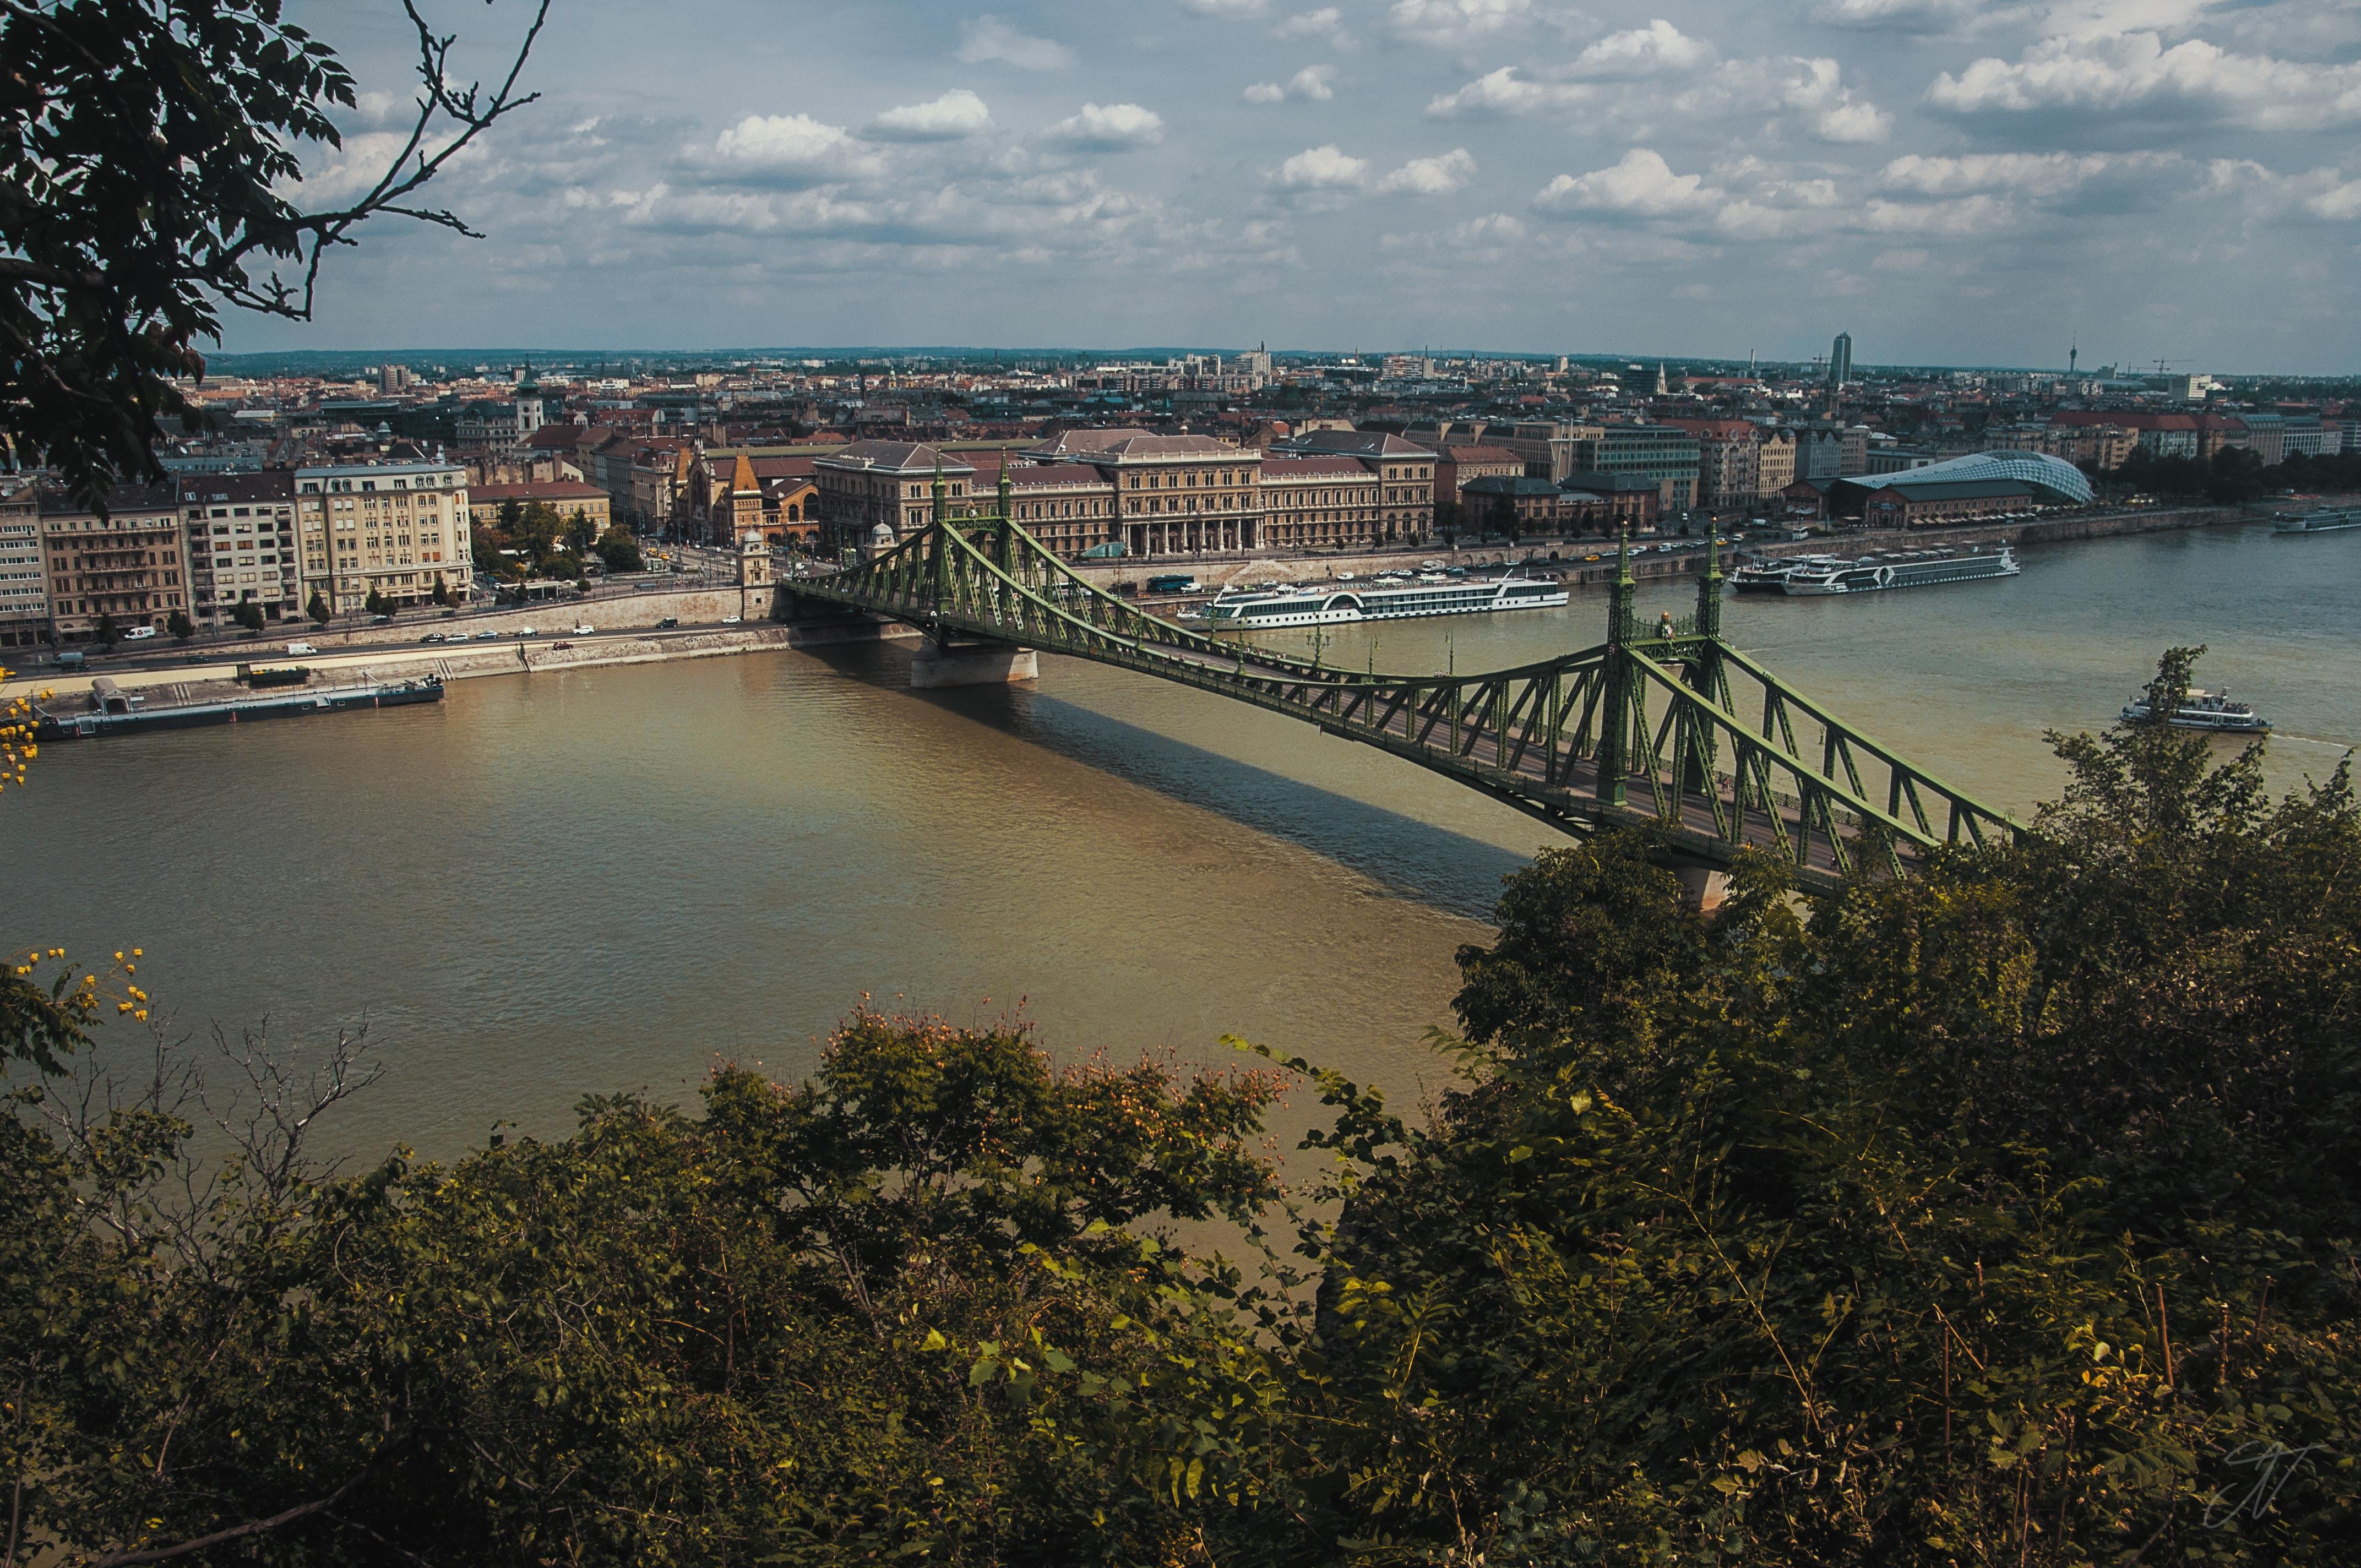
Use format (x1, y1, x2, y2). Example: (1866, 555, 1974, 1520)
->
(789, 471, 2022, 896)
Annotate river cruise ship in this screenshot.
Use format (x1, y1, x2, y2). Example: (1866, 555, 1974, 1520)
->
(1730, 555, 1841, 592)
(2121, 687, 2271, 733)
(1782, 546, 2019, 596)
(1204, 575, 1568, 629)
(2272, 507, 2361, 535)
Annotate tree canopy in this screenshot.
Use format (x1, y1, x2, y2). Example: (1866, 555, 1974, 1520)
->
(0, 0, 546, 505)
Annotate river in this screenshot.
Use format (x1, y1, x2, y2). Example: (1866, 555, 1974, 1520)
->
(4, 522, 2353, 1164)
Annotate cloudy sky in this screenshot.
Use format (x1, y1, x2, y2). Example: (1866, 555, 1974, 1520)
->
(238, 0, 2361, 371)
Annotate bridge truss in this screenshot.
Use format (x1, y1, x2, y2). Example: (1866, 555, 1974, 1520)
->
(788, 470, 2021, 894)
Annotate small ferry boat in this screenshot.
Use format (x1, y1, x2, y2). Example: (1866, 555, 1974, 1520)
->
(2272, 507, 2361, 535)
(1204, 574, 1568, 629)
(1730, 554, 1840, 592)
(2121, 687, 2271, 733)
(1783, 546, 2019, 596)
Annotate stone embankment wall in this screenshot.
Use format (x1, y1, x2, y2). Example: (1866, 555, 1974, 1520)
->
(21, 619, 913, 699)
(285, 584, 773, 654)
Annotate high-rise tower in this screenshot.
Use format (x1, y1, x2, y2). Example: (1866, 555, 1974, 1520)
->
(1827, 331, 1853, 388)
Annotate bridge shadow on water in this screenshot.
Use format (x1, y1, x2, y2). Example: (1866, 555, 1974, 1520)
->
(795, 639, 1535, 922)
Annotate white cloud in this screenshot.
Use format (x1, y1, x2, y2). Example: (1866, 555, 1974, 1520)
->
(1455, 212, 1528, 243)
(1245, 65, 1336, 102)
(1679, 56, 1892, 143)
(866, 90, 992, 142)
(1859, 194, 2014, 234)
(2309, 177, 2361, 220)
(1532, 148, 1718, 216)
(958, 15, 1075, 71)
(1813, 0, 1976, 29)
(1275, 143, 1372, 189)
(1816, 99, 1895, 141)
(1427, 66, 1593, 117)
(1043, 102, 1167, 151)
(1390, 0, 1563, 47)
(1277, 7, 1346, 39)
(1181, 0, 1268, 15)
(701, 113, 877, 187)
(1570, 20, 1715, 79)
(1879, 150, 2167, 197)
(1928, 32, 2361, 130)
(1377, 148, 1477, 194)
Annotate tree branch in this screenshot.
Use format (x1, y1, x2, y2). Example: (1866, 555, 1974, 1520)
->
(89, 1441, 396, 1567)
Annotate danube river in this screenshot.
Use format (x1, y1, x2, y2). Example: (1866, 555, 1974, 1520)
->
(6, 522, 2354, 1163)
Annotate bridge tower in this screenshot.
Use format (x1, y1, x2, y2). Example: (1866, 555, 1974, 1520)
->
(907, 458, 1041, 689)
(1593, 525, 1637, 809)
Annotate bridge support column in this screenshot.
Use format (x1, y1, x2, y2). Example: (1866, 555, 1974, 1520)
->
(1673, 865, 1731, 915)
(911, 644, 1040, 688)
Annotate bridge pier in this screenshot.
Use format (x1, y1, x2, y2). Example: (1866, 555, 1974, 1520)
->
(911, 643, 1040, 688)
(1673, 864, 1731, 915)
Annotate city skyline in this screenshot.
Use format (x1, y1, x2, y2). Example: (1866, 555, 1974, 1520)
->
(245, 0, 2361, 372)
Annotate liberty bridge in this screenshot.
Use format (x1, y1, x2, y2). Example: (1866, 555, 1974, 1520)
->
(787, 469, 2022, 900)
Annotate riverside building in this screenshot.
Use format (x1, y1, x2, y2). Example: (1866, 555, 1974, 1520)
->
(38, 484, 189, 643)
(0, 481, 46, 648)
(181, 471, 298, 628)
(294, 459, 474, 613)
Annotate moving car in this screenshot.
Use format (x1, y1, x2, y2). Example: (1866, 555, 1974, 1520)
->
(656, 616, 679, 629)
(720, 614, 742, 625)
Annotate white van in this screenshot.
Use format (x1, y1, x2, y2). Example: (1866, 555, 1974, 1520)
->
(122, 625, 157, 640)
(286, 641, 317, 656)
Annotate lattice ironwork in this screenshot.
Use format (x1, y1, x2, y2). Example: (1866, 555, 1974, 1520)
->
(789, 467, 2022, 894)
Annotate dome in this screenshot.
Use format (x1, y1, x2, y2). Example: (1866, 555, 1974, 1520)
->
(1891, 450, 2094, 506)
(868, 521, 897, 547)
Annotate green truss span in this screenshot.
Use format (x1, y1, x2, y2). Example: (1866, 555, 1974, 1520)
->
(789, 469, 2023, 895)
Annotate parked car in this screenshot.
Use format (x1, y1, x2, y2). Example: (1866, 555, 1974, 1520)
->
(369, 614, 393, 624)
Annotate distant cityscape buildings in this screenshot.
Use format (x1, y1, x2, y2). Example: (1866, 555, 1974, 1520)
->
(2, 335, 2341, 648)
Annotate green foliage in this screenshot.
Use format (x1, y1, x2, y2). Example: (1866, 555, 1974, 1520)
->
(431, 574, 451, 606)
(594, 522, 643, 574)
(1, 1006, 1298, 1565)
(231, 598, 265, 631)
(563, 508, 597, 555)
(363, 587, 390, 617)
(1282, 647, 2361, 1565)
(165, 608, 193, 640)
(306, 587, 330, 625)
(91, 609, 116, 647)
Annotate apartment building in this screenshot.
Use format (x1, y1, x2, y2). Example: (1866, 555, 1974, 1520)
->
(181, 471, 298, 627)
(295, 460, 474, 612)
(39, 484, 189, 642)
(1755, 429, 1797, 499)
(1661, 420, 1760, 508)
(466, 480, 613, 535)
(1569, 426, 1701, 512)
(0, 481, 46, 648)
(1259, 458, 1383, 549)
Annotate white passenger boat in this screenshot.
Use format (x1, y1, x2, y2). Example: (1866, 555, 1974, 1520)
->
(1730, 554, 1840, 592)
(2121, 687, 2271, 732)
(1782, 546, 2019, 596)
(1204, 575, 1569, 629)
(2272, 507, 2361, 535)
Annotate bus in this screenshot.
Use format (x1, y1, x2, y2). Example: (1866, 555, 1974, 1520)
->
(1144, 574, 1200, 596)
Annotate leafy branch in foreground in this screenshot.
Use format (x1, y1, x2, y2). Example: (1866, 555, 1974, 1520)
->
(0, 0, 549, 505)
